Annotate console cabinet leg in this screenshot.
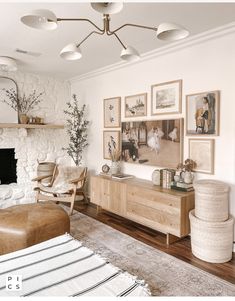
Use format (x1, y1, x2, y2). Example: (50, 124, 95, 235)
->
(96, 205, 102, 214)
(166, 233, 181, 245)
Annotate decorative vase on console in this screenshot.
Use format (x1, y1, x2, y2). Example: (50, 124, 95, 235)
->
(176, 158, 197, 184)
(108, 141, 121, 175)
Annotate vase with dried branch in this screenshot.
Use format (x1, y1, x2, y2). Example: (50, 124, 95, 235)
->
(108, 137, 121, 174)
(2, 88, 44, 124)
(177, 159, 197, 184)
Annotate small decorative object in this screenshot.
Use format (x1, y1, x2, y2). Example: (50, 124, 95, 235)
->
(104, 97, 121, 128)
(121, 119, 183, 168)
(1, 88, 44, 124)
(102, 164, 110, 174)
(125, 93, 147, 117)
(151, 79, 182, 115)
(186, 90, 219, 135)
(19, 113, 29, 124)
(111, 161, 121, 175)
(177, 158, 197, 184)
(63, 94, 89, 166)
(152, 169, 161, 186)
(103, 130, 120, 160)
(188, 139, 214, 174)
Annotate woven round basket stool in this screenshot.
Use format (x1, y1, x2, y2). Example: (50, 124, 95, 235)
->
(194, 180, 229, 222)
(189, 210, 234, 263)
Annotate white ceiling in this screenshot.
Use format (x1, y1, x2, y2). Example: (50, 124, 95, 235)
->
(0, 2, 235, 80)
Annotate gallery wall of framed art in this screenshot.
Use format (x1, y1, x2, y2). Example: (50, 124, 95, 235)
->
(102, 82, 219, 174)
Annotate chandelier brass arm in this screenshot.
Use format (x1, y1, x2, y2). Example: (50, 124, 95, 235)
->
(57, 18, 104, 33)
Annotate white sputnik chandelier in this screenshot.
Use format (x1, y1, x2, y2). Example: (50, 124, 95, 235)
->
(21, 2, 189, 63)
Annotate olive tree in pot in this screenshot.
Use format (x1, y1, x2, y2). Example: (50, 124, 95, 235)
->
(63, 94, 89, 166)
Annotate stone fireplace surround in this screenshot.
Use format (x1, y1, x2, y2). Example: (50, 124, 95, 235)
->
(0, 70, 71, 208)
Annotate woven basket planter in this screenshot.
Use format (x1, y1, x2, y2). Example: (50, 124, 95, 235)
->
(194, 179, 229, 222)
(189, 210, 234, 263)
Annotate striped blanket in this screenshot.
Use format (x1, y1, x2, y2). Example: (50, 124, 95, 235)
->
(0, 233, 150, 297)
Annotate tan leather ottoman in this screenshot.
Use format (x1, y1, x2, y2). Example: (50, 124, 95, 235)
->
(0, 202, 70, 255)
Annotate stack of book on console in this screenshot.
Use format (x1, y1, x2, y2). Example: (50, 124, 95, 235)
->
(171, 181, 194, 192)
(161, 169, 176, 189)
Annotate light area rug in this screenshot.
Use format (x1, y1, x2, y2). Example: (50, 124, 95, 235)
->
(69, 209, 235, 296)
(0, 234, 149, 297)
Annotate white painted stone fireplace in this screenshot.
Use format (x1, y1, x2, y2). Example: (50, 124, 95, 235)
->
(0, 70, 71, 208)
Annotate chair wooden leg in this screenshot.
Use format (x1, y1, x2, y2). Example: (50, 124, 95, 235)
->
(35, 190, 40, 203)
(69, 189, 76, 216)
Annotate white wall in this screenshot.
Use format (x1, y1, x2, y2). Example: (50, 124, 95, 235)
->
(71, 29, 235, 238)
(0, 70, 71, 204)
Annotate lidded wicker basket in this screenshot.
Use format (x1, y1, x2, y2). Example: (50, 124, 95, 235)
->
(194, 179, 229, 222)
(189, 210, 234, 263)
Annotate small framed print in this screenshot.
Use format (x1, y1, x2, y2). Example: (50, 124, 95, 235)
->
(186, 90, 220, 136)
(103, 130, 120, 160)
(189, 139, 215, 174)
(151, 79, 182, 115)
(125, 93, 147, 118)
(103, 97, 121, 128)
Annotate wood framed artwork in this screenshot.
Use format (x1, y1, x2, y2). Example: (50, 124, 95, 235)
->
(151, 79, 182, 115)
(188, 138, 214, 174)
(121, 118, 183, 168)
(103, 130, 120, 160)
(103, 97, 121, 128)
(125, 93, 147, 117)
(186, 90, 220, 136)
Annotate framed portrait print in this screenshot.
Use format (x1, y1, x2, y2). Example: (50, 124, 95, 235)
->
(189, 139, 214, 174)
(125, 93, 147, 117)
(186, 90, 220, 136)
(103, 97, 121, 128)
(103, 130, 120, 160)
(151, 79, 182, 115)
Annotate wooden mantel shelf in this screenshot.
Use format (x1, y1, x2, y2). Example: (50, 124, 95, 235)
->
(0, 123, 64, 129)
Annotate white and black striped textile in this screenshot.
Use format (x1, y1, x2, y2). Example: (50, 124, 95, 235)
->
(0, 233, 150, 297)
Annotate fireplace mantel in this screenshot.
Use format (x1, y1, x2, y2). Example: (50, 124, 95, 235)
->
(0, 123, 64, 129)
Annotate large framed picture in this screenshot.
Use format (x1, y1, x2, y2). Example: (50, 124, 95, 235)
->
(103, 130, 120, 160)
(125, 93, 147, 117)
(121, 118, 183, 168)
(189, 138, 214, 174)
(103, 97, 121, 128)
(151, 79, 182, 115)
(186, 90, 220, 136)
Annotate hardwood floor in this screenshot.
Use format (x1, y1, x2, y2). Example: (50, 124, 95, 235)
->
(73, 202, 235, 285)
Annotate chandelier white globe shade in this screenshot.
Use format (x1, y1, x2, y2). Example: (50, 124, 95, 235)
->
(120, 46, 140, 63)
(21, 9, 58, 30)
(0, 57, 17, 72)
(91, 2, 123, 14)
(60, 43, 82, 60)
(156, 22, 189, 41)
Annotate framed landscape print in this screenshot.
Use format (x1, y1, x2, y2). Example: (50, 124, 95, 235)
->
(103, 97, 121, 128)
(189, 139, 214, 174)
(125, 93, 147, 117)
(103, 131, 120, 160)
(186, 90, 220, 136)
(151, 79, 182, 115)
(121, 118, 183, 168)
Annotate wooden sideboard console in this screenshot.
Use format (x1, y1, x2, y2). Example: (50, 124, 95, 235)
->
(90, 175, 195, 244)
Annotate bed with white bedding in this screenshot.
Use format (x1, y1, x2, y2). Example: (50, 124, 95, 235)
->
(0, 233, 150, 297)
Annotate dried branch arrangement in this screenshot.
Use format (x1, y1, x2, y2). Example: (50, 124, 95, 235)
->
(2, 88, 44, 114)
(108, 136, 121, 162)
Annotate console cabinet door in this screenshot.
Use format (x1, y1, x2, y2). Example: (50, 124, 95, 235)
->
(90, 177, 126, 216)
